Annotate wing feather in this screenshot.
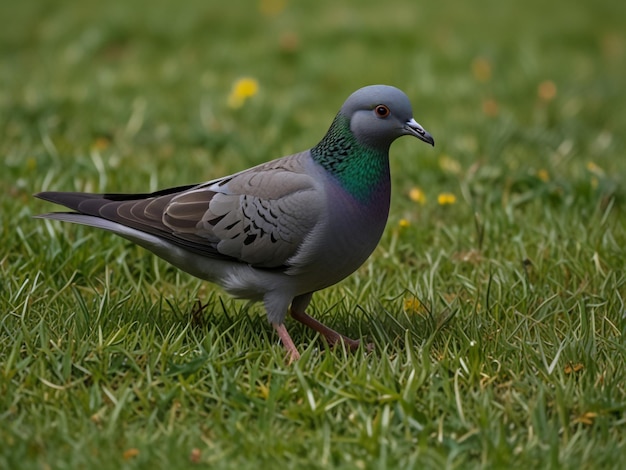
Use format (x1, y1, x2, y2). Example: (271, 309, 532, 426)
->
(164, 154, 322, 267)
(36, 151, 323, 269)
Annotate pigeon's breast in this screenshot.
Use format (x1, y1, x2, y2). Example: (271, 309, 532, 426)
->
(286, 160, 391, 291)
(325, 176, 391, 270)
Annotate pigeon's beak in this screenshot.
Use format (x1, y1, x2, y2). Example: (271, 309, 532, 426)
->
(404, 118, 435, 146)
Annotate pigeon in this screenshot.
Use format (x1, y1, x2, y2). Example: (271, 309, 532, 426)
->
(35, 85, 434, 362)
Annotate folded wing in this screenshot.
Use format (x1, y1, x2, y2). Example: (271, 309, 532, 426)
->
(36, 154, 322, 269)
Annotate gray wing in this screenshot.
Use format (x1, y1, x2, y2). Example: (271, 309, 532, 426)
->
(35, 152, 323, 268)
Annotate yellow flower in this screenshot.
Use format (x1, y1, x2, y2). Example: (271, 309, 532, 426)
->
(586, 161, 605, 176)
(259, 0, 287, 16)
(123, 448, 140, 460)
(91, 136, 111, 151)
(398, 218, 410, 228)
(279, 31, 300, 53)
(538, 80, 557, 102)
(471, 56, 492, 82)
(228, 77, 259, 109)
(408, 187, 426, 205)
(403, 297, 424, 315)
(537, 169, 549, 182)
(437, 193, 456, 205)
(26, 156, 37, 171)
(482, 98, 499, 117)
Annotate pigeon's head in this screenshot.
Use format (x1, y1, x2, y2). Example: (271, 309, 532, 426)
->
(340, 85, 434, 151)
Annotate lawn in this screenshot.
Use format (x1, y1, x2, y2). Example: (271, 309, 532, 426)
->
(1, 0, 625, 468)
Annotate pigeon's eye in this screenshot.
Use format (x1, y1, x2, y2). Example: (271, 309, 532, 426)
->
(374, 105, 390, 118)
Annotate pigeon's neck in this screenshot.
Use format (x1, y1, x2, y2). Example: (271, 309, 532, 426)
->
(311, 114, 390, 203)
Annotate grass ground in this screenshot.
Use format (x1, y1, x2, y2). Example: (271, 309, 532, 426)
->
(1, 0, 625, 468)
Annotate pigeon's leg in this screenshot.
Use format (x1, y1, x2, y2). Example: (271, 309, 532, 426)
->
(272, 323, 301, 363)
(290, 293, 365, 351)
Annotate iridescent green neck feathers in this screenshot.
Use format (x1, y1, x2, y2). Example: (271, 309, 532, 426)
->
(311, 114, 390, 202)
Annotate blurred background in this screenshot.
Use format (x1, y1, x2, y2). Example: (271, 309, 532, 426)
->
(2, 0, 624, 205)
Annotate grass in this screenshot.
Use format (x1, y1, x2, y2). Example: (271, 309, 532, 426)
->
(1, 0, 625, 468)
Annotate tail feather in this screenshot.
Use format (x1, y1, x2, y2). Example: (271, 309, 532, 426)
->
(34, 191, 105, 212)
(34, 186, 232, 261)
(34, 183, 198, 214)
